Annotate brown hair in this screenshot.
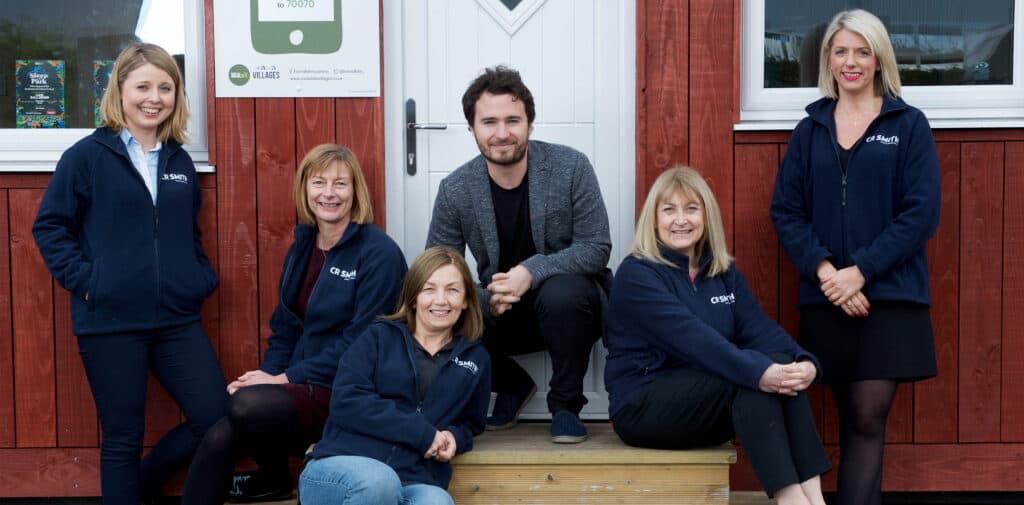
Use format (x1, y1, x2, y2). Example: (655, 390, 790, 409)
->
(99, 43, 190, 144)
(292, 144, 374, 226)
(462, 65, 536, 126)
(386, 246, 483, 341)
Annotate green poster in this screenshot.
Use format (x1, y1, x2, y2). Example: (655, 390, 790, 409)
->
(15, 59, 66, 128)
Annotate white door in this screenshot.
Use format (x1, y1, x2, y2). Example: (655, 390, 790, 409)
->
(384, 0, 635, 420)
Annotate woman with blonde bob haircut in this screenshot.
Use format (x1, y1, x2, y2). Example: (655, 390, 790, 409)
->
(301, 246, 491, 505)
(773, 9, 940, 505)
(630, 165, 731, 276)
(34, 42, 225, 504)
(293, 143, 374, 225)
(99, 42, 191, 144)
(607, 166, 831, 505)
(183, 143, 407, 504)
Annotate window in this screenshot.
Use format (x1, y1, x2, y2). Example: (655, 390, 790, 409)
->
(740, 0, 1023, 129)
(0, 0, 209, 171)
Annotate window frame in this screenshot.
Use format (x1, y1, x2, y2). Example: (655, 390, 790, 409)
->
(738, 0, 1024, 130)
(0, 0, 210, 172)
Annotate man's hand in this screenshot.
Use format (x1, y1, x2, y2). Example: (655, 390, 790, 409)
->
(486, 265, 533, 316)
(227, 370, 288, 395)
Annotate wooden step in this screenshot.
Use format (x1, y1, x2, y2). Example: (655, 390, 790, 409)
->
(449, 423, 736, 504)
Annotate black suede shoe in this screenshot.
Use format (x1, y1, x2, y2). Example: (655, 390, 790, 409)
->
(227, 470, 294, 502)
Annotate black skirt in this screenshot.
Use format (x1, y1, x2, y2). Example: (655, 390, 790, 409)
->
(799, 301, 937, 384)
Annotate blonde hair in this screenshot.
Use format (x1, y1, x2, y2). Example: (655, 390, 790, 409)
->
(293, 144, 374, 226)
(818, 9, 901, 99)
(386, 247, 483, 341)
(631, 166, 732, 276)
(99, 43, 190, 144)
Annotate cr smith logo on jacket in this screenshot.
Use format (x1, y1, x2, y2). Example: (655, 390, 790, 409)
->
(328, 267, 357, 281)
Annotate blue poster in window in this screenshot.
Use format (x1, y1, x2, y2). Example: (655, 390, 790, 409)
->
(15, 59, 66, 128)
(93, 60, 115, 127)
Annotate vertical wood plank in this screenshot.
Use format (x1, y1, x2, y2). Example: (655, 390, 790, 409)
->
(733, 144, 779, 319)
(885, 384, 913, 443)
(199, 186, 221, 364)
(216, 98, 261, 380)
(1002, 141, 1024, 441)
(54, 279, 96, 447)
(10, 189, 56, 447)
(336, 98, 386, 227)
(636, 0, 688, 214)
(256, 99, 298, 352)
(0, 190, 14, 447)
(296, 98, 336, 160)
(689, 0, 733, 242)
(205, 0, 217, 166)
(958, 142, 1004, 442)
(916, 142, 960, 443)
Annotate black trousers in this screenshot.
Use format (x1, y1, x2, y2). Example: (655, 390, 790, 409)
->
(482, 273, 603, 414)
(611, 364, 831, 496)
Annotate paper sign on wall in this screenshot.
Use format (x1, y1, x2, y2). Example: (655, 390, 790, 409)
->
(214, 0, 380, 97)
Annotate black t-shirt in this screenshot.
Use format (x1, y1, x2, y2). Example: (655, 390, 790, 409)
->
(490, 173, 537, 273)
(412, 338, 456, 402)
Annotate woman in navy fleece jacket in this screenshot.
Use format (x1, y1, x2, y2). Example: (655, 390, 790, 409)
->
(182, 144, 407, 504)
(606, 167, 830, 505)
(300, 247, 491, 505)
(32, 43, 227, 505)
(770, 10, 940, 505)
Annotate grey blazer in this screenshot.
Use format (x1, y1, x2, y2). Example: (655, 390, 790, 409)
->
(426, 140, 612, 307)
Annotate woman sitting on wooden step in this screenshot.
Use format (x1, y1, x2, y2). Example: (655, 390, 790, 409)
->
(604, 166, 831, 505)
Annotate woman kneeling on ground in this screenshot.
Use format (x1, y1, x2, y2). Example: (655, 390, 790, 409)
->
(604, 166, 831, 505)
(300, 246, 492, 505)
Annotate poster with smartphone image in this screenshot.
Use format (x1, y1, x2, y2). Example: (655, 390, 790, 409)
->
(214, 0, 379, 97)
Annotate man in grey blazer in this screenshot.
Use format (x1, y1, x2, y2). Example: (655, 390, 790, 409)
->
(427, 66, 611, 443)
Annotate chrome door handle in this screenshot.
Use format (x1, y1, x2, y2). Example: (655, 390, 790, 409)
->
(405, 98, 447, 175)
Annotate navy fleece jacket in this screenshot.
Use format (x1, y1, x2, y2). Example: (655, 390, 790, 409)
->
(259, 222, 407, 388)
(770, 95, 941, 306)
(309, 320, 491, 489)
(33, 127, 216, 335)
(604, 250, 819, 417)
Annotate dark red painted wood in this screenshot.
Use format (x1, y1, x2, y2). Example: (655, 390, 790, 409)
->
(886, 384, 913, 443)
(635, 0, 689, 213)
(199, 188, 221, 364)
(0, 190, 13, 448)
(689, 0, 733, 242)
(256, 99, 298, 353)
(296, 99, 336, 159)
(336, 99, 386, 227)
(1002, 141, 1024, 442)
(916, 142, 960, 443)
(53, 278, 97, 447)
(958, 142, 1004, 443)
(215, 98, 261, 380)
(733, 144, 779, 318)
(10, 189, 56, 447)
(205, 0, 217, 166)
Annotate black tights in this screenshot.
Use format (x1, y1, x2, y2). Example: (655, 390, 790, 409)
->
(832, 379, 897, 505)
(181, 385, 301, 505)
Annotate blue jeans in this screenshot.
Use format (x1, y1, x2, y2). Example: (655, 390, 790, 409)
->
(300, 456, 454, 505)
(77, 321, 228, 505)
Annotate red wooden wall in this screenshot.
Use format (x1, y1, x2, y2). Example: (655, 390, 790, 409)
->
(1, 0, 1023, 497)
(637, 0, 1024, 492)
